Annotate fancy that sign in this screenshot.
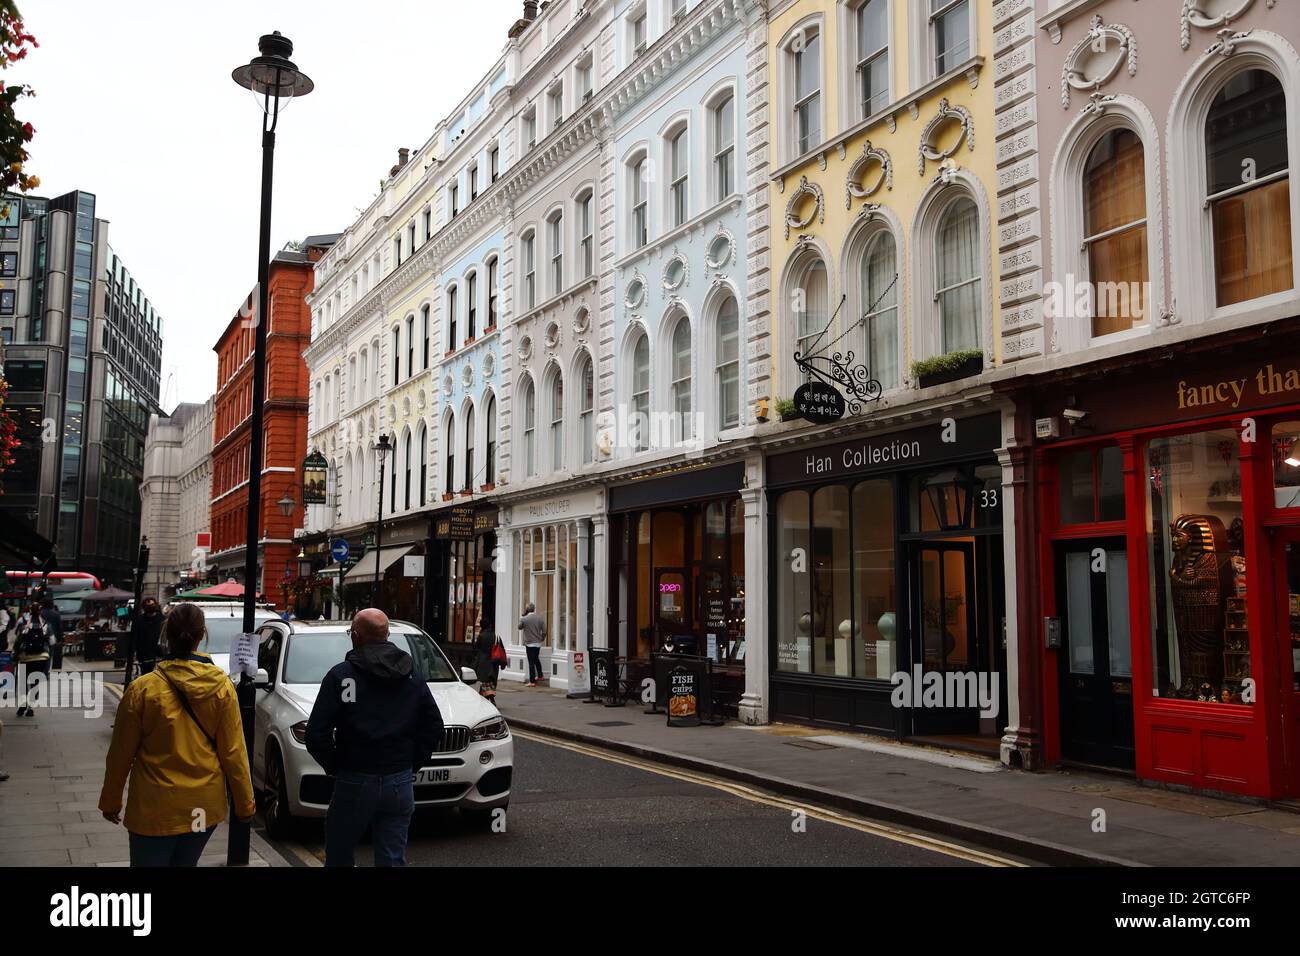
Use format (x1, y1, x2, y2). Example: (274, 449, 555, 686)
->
(794, 381, 845, 424)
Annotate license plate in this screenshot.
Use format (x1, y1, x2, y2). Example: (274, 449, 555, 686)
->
(414, 768, 450, 785)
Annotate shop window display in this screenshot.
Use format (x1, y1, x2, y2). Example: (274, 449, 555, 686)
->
(1274, 420, 1300, 509)
(1146, 429, 1251, 705)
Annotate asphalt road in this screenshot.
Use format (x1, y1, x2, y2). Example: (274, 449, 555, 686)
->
(261, 733, 1003, 867)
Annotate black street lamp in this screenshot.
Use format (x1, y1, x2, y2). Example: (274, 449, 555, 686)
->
(372, 433, 393, 606)
(229, 29, 313, 868)
(277, 488, 296, 519)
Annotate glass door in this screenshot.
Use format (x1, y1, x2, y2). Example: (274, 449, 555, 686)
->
(1278, 529, 1300, 796)
(1056, 538, 1135, 769)
(655, 567, 693, 654)
(909, 540, 979, 735)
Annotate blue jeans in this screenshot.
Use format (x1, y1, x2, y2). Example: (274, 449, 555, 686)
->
(129, 826, 217, 867)
(325, 769, 415, 867)
(526, 645, 543, 682)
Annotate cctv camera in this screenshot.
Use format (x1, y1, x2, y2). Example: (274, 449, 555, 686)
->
(1062, 408, 1089, 424)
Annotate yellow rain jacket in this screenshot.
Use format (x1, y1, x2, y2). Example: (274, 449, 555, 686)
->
(99, 656, 257, 837)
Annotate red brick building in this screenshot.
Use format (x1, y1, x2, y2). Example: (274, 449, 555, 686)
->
(210, 236, 338, 605)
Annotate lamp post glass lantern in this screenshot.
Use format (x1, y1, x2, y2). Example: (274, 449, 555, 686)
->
(372, 433, 393, 606)
(228, 29, 313, 868)
(277, 489, 295, 518)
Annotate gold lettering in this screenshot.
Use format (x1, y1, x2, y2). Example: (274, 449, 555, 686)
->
(1229, 379, 1246, 409)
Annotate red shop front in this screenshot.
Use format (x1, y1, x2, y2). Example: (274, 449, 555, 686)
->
(1019, 334, 1300, 799)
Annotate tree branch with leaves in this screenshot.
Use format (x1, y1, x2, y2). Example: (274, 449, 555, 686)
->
(0, 1, 38, 220)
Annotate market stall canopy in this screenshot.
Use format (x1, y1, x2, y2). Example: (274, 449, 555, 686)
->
(77, 586, 134, 602)
(174, 580, 247, 600)
(343, 546, 413, 583)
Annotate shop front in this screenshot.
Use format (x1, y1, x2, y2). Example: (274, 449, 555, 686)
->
(342, 517, 427, 628)
(765, 412, 1009, 745)
(1026, 337, 1300, 798)
(430, 504, 498, 669)
(607, 462, 748, 713)
(497, 487, 602, 692)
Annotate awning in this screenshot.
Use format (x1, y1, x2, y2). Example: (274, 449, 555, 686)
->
(344, 545, 414, 583)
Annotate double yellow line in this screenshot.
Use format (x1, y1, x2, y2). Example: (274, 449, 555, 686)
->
(513, 729, 1026, 867)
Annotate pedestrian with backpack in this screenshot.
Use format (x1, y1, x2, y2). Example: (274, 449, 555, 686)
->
(98, 603, 256, 867)
(13, 601, 52, 717)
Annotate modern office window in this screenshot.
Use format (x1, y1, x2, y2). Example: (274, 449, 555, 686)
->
(930, 0, 970, 77)
(1083, 128, 1148, 337)
(0, 289, 14, 316)
(549, 373, 564, 472)
(0, 252, 16, 277)
(549, 212, 564, 295)
(487, 257, 499, 327)
(579, 354, 595, 464)
(467, 271, 478, 340)
(713, 93, 735, 201)
(793, 28, 822, 155)
(632, 333, 651, 452)
(670, 128, 689, 228)
(856, 0, 889, 118)
(522, 378, 537, 477)
(485, 393, 497, 485)
(522, 231, 537, 310)
(464, 406, 476, 491)
(578, 192, 594, 278)
(632, 157, 649, 249)
(860, 230, 899, 387)
(670, 316, 693, 441)
(716, 295, 740, 429)
(447, 286, 458, 352)
(1206, 69, 1292, 307)
(935, 196, 981, 353)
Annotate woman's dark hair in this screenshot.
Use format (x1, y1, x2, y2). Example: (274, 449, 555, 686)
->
(161, 603, 206, 656)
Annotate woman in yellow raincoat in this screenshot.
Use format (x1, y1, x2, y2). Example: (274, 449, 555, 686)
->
(99, 602, 257, 866)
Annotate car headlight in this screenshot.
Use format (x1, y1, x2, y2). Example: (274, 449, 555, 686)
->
(290, 720, 308, 744)
(471, 716, 509, 742)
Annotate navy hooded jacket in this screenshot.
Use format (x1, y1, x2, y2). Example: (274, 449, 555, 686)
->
(305, 641, 444, 777)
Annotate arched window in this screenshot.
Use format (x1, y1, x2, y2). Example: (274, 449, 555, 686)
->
(860, 230, 898, 387)
(421, 305, 430, 369)
(631, 156, 649, 249)
(485, 393, 497, 484)
(1206, 69, 1292, 307)
(632, 332, 650, 451)
(403, 428, 412, 510)
(444, 414, 455, 496)
(577, 191, 594, 279)
(935, 197, 980, 353)
(548, 211, 564, 296)
(670, 317, 692, 441)
(715, 295, 740, 429)
(360, 349, 369, 395)
(669, 127, 689, 227)
(464, 407, 476, 490)
(466, 271, 478, 340)
(522, 378, 537, 477)
(855, 0, 889, 119)
(348, 356, 357, 408)
(417, 424, 427, 507)
(446, 284, 458, 353)
(711, 91, 735, 202)
(521, 231, 537, 310)
(792, 25, 821, 155)
(795, 259, 828, 369)
(549, 372, 564, 471)
(486, 257, 500, 327)
(391, 326, 401, 385)
(405, 315, 415, 380)
(579, 354, 595, 464)
(1083, 129, 1148, 337)
(389, 435, 397, 512)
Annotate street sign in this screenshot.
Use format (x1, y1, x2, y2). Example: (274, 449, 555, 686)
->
(330, 539, 350, 563)
(363, 531, 376, 548)
(794, 381, 846, 424)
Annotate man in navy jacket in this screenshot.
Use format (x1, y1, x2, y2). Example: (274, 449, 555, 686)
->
(306, 608, 443, 867)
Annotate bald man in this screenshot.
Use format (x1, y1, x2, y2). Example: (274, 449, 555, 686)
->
(306, 608, 444, 867)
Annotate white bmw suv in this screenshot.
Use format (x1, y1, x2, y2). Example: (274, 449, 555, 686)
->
(249, 619, 512, 837)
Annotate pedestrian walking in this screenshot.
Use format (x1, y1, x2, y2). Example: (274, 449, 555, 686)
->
(13, 601, 52, 717)
(305, 608, 443, 867)
(40, 598, 63, 669)
(473, 628, 507, 701)
(129, 597, 163, 677)
(98, 602, 256, 867)
(518, 602, 547, 686)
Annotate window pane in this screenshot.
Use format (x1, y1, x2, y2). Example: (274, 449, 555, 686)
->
(1212, 177, 1293, 307)
(811, 485, 852, 677)
(1147, 429, 1250, 705)
(861, 231, 898, 388)
(852, 479, 896, 679)
(1107, 550, 1132, 677)
(1206, 70, 1288, 196)
(934, 0, 969, 75)
(1275, 420, 1300, 508)
(776, 491, 811, 673)
(1060, 450, 1096, 524)
(1098, 446, 1125, 521)
(936, 197, 979, 353)
(1065, 551, 1095, 674)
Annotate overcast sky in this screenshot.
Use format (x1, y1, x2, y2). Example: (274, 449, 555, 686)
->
(19, 0, 519, 409)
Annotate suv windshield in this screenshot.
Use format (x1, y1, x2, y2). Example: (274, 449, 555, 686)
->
(199, 612, 276, 654)
(282, 630, 458, 685)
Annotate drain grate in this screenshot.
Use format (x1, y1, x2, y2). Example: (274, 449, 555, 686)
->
(783, 739, 838, 751)
(588, 720, 634, 728)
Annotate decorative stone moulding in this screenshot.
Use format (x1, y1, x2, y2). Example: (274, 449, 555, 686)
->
(517, 335, 534, 362)
(402, 396, 411, 417)
(1062, 15, 1138, 109)
(917, 98, 974, 175)
(1181, 0, 1273, 51)
(482, 351, 496, 378)
(462, 363, 474, 388)
(784, 175, 824, 239)
(624, 272, 647, 309)
(663, 253, 688, 292)
(705, 228, 734, 270)
(544, 320, 560, 350)
(1207, 28, 1254, 57)
(573, 307, 591, 335)
(388, 403, 397, 421)
(851, 202, 882, 230)
(846, 141, 892, 209)
(441, 376, 453, 397)
(416, 390, 426, 411)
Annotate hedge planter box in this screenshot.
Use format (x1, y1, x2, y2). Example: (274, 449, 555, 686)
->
(915, 353, 983, 389)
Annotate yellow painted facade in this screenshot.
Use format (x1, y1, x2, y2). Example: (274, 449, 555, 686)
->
(766, 0, 1003, 402)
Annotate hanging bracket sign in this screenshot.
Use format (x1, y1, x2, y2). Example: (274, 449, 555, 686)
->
(794, 381, 846, 424)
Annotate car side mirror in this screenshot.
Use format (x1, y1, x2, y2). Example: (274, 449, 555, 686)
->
(252, 667, 272, 690)
(460, 666, 478, 684)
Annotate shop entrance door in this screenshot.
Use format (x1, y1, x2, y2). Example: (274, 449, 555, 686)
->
(1055, 538, 1135, 769)
(655, 568, 694, 654)
(908, 541, 980, 736)
(1277, 529, 1300, 797)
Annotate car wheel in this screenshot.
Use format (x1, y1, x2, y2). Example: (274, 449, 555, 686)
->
(461, 803, 507, 829)
(264, 745, 294, 840)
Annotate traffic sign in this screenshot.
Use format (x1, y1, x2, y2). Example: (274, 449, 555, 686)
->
(330, 539, 350, 563)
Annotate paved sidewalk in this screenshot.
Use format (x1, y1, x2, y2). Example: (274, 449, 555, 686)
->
(0, 662, 289, 867)
(495, 682, 1300, 866)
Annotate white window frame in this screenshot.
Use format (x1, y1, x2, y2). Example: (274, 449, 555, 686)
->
(847, 0, 891, 124)
(548, 209, 565, 296)
(548, 81, 565, 133)
(577, 189, 595, 279)
(668, 125, 689, 228)
(708, 88, 736, 204)
(522, 229, 537, 311)
(780, 18, 824, 164)
(630, 153, 650, 250)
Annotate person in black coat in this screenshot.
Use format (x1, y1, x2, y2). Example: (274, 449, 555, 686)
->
(473, 629, 503, 701)
(306, 608, 443, 868)
(129, 598, 163, 675)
